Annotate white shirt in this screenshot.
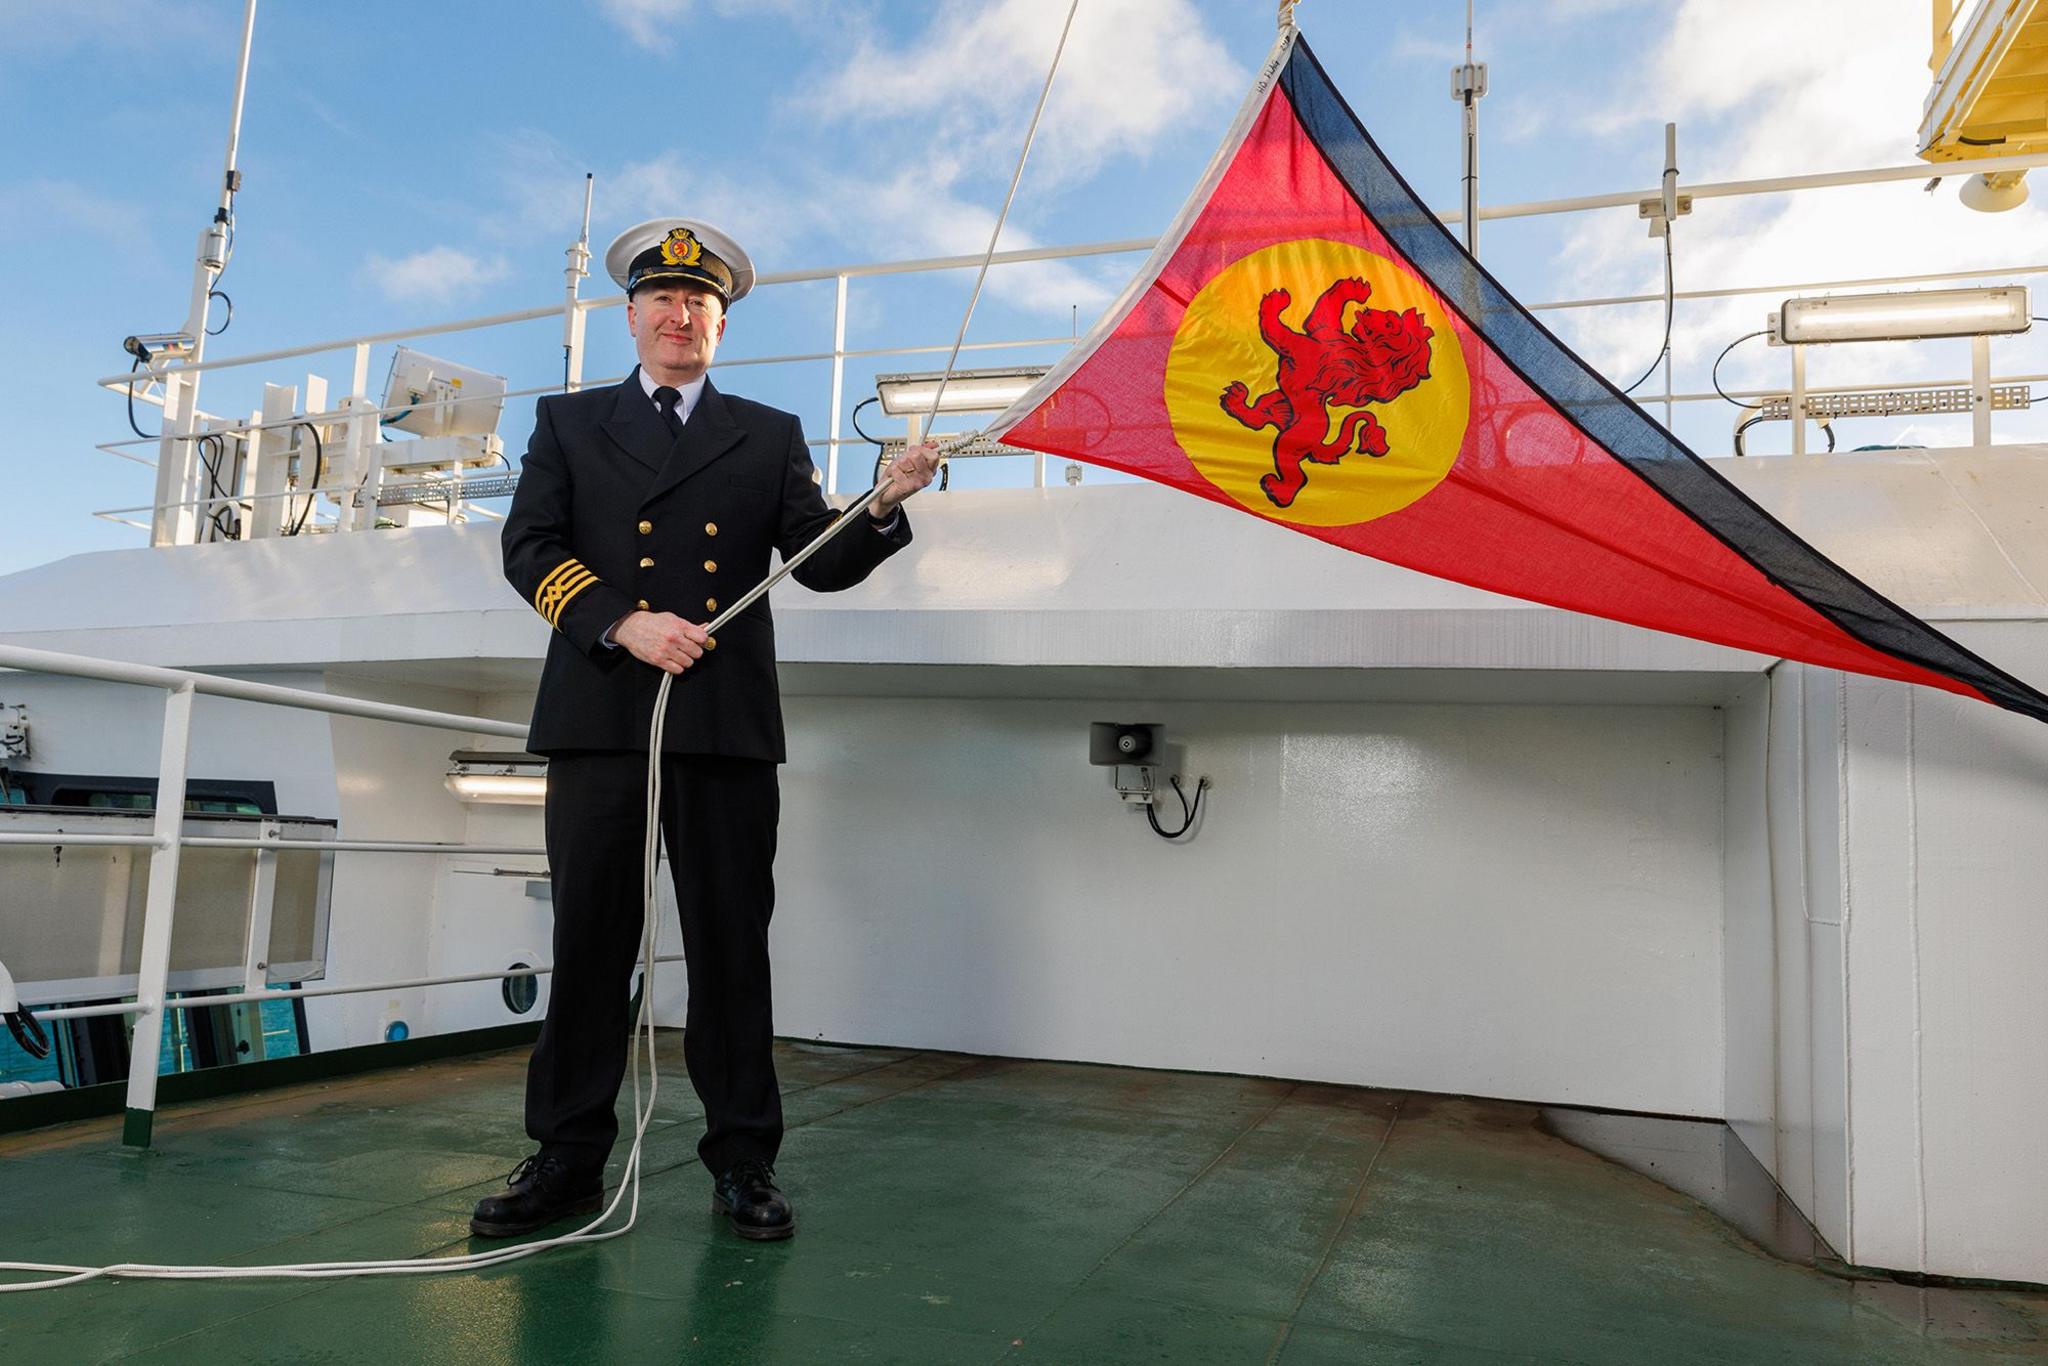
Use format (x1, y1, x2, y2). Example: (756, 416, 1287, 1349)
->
(638, 366, 707, 425)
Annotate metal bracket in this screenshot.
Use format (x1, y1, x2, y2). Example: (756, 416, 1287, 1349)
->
(242, 819, 282, 993)
(0, 703, 28, 762)
(1638, 193, 1693, 235)
(1110, 764, 1157, 808)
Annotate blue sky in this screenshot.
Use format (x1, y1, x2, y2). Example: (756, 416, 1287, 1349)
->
(3, 0, 2044, 577)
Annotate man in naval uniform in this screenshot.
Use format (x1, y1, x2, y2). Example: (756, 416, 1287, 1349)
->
(473, 218, 937, 1242)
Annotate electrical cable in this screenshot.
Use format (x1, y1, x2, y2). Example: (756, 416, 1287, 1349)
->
(206, 207, 236, 339)
(6, 1005, 51, 1061)
(196, 434, 239, 542)
(1146, 774, 1208, 840)
(2, 957, 49, 1062)
(849, 396, 883, 449)
(1713, 330, 1768, 410)
(125, 359, 158, 441)
(286, 423, 324, 536)
(1735, 411, 1835, 458)
(855, 398, 951, 494)
(1620, 231, 1675, 396)
(873, 449, 950, 494)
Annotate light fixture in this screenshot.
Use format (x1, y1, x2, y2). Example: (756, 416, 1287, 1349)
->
(1959, 171, 2029, 214)
(875, 365, 1049, 417)
(122, 331, 196, 365)
(1778, 286, 2031, 344)
(446, 750, 547, 805)
(382, 346, 508, 438)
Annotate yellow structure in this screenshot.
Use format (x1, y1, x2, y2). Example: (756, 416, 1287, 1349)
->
(1922, 0, 2048, 208)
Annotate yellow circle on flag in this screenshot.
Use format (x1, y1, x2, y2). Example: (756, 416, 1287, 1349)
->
(1164, 240, 1469, 527)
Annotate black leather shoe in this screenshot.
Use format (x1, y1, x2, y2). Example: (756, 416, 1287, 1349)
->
(469, 1154, 603, 1238)
(712, 1158, 795, 1241)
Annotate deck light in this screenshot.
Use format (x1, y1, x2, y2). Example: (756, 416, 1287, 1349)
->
(875, 366, 1049, 416)
(445, 750, 547, 805)
(1959, 172, 2030, 214)
(1778, 286, 2031, 344)
(122, 332, 196, 365)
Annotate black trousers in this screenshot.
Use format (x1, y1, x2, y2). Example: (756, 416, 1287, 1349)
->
(525, 750, 783, 1177)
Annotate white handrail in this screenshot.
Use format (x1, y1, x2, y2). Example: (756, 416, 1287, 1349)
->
(0, 644, 527, 740)
(0, 833, 543, 854)
(29, 957, 686, 1022)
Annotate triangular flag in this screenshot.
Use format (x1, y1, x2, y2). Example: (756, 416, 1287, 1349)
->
(986, 29, 2048, 723)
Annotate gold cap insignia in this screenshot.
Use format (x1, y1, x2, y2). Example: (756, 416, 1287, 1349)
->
(659, 227, 703, 268)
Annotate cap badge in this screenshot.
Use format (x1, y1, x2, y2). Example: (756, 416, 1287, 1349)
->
(659, 227, 704, 268)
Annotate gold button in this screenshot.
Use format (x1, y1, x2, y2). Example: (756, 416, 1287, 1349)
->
(704, 636, 717, 651)
(705, 597, 718, 612)
(703, 559, 717, 573)
(636, 599, 649, 610)
(637, 520, 653, 535)
(639, 556, 655, 569)
(704, 522, 718, 536)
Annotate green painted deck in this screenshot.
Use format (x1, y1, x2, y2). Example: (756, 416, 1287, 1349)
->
(2, 1037, 2045, 1364)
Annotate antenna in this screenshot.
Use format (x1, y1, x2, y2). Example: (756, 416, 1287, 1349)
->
(563, 173, 596, 392)
(1451, 0, 1488, 256)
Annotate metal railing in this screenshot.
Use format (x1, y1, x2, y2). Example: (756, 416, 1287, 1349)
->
(0, 644, 631, 1148)
(94, 147, 2048, 543)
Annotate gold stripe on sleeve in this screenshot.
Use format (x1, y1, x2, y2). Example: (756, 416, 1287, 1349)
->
(547, 570, 599, 627)
(538, 568, 594, 626)
(532, 558, 585, 614)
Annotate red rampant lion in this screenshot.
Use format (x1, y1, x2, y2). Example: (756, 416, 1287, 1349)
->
(1218, 277, 1436, 509)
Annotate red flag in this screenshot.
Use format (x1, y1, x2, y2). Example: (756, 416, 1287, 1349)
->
(986, 31, 2048, 723)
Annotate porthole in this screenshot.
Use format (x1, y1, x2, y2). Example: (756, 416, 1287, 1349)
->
(503, 963, 539, 1015)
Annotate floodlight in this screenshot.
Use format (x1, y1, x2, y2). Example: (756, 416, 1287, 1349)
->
(382, 346, 507, 438)
(1959, 171, 2030, 213)
(123, 332, 196, 364)
(875, 366, 1049, 417)
(1777, 286, 2031, 344)
(446, 750, 547, 805)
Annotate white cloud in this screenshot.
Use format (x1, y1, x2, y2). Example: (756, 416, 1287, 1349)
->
(487, 130, 813, 271)
(770, 0, 1235, 319)
(479, 0, 1231, 323)
(856, 165, 1118, 318)
(0, 179, 142, 246)
(809, 0, 1241, 188)
(1543, 0, 1641, 22)
(597, 0, 691, 52)
(0, 0, 220, 54)
(1543, 0, 2048, 450)
(1388, 31, 1464, 65)
(359, 246, 509, 304)
(596, 0, 827, 53)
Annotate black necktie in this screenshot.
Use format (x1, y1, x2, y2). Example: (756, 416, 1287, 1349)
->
(652, 385, 684, 439)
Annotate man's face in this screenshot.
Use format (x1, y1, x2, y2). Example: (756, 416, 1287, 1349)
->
(628, 283, 727, 383)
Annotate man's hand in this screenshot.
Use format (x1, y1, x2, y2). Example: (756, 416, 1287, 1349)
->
(612, 610, 709, 674)
(873, 442, 940, 518)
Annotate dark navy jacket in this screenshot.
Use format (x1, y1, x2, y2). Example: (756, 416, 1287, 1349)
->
(502, 369, 909, 760)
